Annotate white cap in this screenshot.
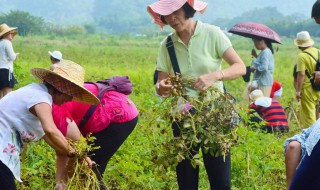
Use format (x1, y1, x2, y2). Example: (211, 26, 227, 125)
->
(48, 51, 63, 61)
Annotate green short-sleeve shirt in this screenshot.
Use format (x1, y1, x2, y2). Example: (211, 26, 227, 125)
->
(156, 21, 232, 97)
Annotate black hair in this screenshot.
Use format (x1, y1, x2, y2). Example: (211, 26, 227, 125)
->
(182, 2, 196, 19)
(311, 1, 320, 18)
(265, 40, 274, 54)
(0, 31, 13, 40)
(253, 37, 274, 54)
(50, 56, 60, 63)
(44, 81, 63, 95)
(160, 2, 196, 25)
(160, 15, 167, 25)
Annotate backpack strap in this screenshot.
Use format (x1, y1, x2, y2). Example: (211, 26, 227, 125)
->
(166, 35, 181, 75)
(78, 82, 109, 129)
(303, 51, 320, 79)
(303, 51, 318, 62)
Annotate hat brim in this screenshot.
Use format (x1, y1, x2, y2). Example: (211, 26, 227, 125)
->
(31, 68, 99, 105)
(294, 39, 314, 47)
(0, 27, 17, 38)
(147, 0, 208, 28)
(254, 97, 272, 107)
(48, 51, 62, 61)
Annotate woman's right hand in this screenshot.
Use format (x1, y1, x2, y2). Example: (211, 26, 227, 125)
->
(157, 78, 173, 98)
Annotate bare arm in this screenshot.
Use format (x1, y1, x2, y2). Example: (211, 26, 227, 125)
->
(296, 71, 305, 101)
(55, 155, 69, 189)
(55, 119, 92, 189)
(313, 71, 320, 85)
(55, 120, 80, 185)
(33, 103, 71, 155)
(5, 40, 17, 61)
(193, 47, 246, 91)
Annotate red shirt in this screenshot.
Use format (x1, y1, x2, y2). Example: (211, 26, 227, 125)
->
(52, 83, 139, 136)
(249, 99, 288, 127)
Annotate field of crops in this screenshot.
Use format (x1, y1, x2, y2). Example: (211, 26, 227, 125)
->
(13, 34, 305, 189)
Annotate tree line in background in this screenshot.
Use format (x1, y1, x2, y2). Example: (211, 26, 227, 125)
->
(219, 7, 320, 38)
(0, 7, 319, 38)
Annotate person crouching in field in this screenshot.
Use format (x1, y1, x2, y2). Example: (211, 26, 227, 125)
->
(0, 60, 99, 190)
(52, 81, 139, 190)
(284, 118, 319, 190)
(284, 118, 320, 190)
(248, 89, 289, 133)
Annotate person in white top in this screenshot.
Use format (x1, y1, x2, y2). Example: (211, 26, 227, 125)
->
(0, 60, 100, 189)
(0, 23, 19, 99)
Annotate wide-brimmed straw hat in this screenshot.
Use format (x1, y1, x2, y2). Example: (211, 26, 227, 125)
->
(0, 23, 17, 38)
(31, 60, 99, 105)
(249, 89, 272, 107)
(294, 31, 314, 47)
(48, 50, 63, 61)
(147, 0, 208, 28)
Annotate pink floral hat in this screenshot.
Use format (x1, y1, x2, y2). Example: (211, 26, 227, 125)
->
(147, 0, 208, 28)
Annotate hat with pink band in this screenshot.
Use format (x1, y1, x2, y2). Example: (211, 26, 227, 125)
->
(147, 0, 208, 28)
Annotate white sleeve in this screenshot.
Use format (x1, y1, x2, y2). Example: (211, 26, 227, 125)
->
(4, 40, 17, 61)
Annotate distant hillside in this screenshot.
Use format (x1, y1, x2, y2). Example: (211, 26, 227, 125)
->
(0, 0, 316, 33)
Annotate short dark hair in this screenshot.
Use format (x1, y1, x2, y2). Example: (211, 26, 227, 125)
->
(253, 37, 274, 54)
(50, 56, 60, 62)
(44, 81, 63, 95)
(182, 3, 196, 19)
(160, 3, 196, 25)
(311, 1, 320, 18)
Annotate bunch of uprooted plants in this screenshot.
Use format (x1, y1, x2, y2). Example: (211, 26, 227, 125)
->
(62, 136, 109, 190)
(18, 135, 109, 190)
(152, 74, 241, 173)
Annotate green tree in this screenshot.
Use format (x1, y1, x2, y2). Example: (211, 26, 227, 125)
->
(0, 10, 46, 36)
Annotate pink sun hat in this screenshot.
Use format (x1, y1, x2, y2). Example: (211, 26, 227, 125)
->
(147, 0, 208, 28)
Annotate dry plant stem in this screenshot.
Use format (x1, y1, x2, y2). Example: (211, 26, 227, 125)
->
(65, 136, 103, 190)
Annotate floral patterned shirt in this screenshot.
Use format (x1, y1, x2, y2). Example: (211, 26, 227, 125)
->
(0, 83, 52, 182)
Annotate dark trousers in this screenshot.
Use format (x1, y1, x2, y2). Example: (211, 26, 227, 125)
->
(90, 116, 138, 176)
(249, 116, 288, 133)
(172, 122, 231, 190)
(290, 139, 320, 190)
(0, 161, 17, 190)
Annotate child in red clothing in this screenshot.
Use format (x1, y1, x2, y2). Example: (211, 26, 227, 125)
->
(249, 89, 289, 133)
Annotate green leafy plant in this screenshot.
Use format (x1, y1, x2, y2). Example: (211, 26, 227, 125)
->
(152, 75, 240, 171)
